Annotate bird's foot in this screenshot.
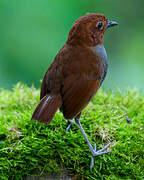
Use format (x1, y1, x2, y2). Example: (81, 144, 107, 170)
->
(66, 120, 74, 132)
(91, 142, 112, 156)
(90, 142, 112, 171)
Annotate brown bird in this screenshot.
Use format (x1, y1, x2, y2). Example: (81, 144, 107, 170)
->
(32, 13, 118, 169)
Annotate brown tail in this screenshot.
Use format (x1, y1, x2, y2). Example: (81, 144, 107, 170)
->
(31, 94, 62, 124)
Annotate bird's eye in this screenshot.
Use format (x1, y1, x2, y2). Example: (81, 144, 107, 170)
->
(96, 22, 103, 29)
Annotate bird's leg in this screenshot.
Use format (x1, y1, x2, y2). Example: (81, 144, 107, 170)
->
(66, 112, 81, 132)
(66, 119, 74, 132)
(75, 116, 112, 170)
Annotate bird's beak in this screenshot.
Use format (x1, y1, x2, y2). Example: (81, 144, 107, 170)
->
(106, 21, 118, 29)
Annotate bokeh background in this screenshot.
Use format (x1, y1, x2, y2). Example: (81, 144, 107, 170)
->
(0, 0, 144, 90)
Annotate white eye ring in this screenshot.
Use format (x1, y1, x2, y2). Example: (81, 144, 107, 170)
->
(96, 22, 103, 29)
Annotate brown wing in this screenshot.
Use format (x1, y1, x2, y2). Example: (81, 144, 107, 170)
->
(40, 54, 63, 100)
(59, 45, 104, 119)
(60, 74, 100, 119)
(39, 44, 104, 120)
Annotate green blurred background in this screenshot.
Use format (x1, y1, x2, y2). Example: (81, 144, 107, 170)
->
(0, 0, 144, 90)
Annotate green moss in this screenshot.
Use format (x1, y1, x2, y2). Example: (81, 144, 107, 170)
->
(0, 83, 143, 179)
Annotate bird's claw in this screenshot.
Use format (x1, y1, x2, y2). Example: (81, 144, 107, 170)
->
(90, 142, 112, 170)
(93, 142, 112, 155)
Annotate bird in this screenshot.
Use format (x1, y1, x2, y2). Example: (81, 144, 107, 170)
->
(31, 13, 118, 170)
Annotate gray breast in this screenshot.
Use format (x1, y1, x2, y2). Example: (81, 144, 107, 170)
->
(92, 44, 108, 86)
(93, 44, 108, 64)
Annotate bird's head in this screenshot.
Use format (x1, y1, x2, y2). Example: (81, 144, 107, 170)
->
(67, 13, 118, 47)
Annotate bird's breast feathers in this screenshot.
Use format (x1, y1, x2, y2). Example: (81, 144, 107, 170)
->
(92, 44, 108, 65)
